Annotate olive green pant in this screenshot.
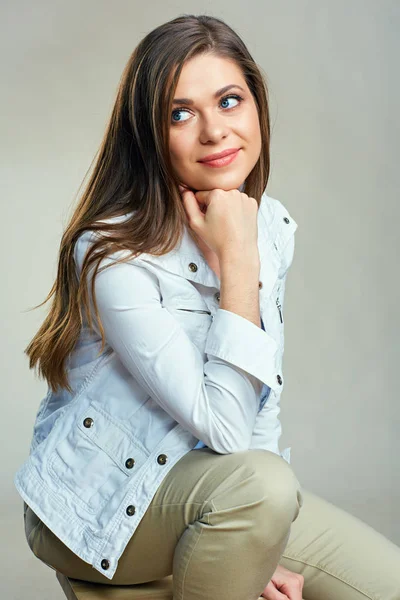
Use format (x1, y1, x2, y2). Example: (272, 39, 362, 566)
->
(24, 448, 400, 600)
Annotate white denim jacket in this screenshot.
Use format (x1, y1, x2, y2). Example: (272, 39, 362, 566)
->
(14, 190, 298, 580)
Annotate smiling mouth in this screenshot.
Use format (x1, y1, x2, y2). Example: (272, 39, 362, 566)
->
(198, 149, 241, 168)
(199, 148, 241, 162)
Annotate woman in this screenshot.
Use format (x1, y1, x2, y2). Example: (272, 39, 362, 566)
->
(15, 14, 400, 600)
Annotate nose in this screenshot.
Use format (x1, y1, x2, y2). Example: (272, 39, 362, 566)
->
(199, 111, 230, 145)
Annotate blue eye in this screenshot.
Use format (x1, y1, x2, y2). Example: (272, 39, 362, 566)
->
(171, 94, 243, 124)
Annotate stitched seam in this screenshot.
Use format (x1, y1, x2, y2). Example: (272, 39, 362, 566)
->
(281, 554, 376, 600)
(210, 499, 217, 516)
(176, 510, 206, 600)
(150, 501, 206, 508)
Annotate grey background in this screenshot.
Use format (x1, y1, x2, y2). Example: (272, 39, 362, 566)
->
(1, 1, 399, 598)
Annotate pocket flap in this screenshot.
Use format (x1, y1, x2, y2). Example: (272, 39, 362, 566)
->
(77, 401, 149, 473)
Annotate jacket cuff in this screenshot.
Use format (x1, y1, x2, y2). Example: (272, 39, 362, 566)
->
(205, 308, 282, 391)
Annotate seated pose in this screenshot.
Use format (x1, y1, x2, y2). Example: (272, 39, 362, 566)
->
(15, 13, 400, 600)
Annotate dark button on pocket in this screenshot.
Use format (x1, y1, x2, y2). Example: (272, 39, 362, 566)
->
(125, 458, 135, 469)
(126, 505, 136, 516)
(283, 217, 290, 224)
(189, 262, 198, 272)
(214, 292, 220, 302)
(277, 374, 283, 385)
(83, 417, 94, 428)
(101, 559, 110, 570)
(157, 454, 168, 465)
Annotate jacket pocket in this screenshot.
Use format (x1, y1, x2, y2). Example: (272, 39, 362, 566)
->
(260, 279, 285, 352)
(175, 308, 211, 315)
(167, 301, 213, 345)
(47, 401, 148, 514)
(274, 279, 285, 351)
(275, 280, 284, 324)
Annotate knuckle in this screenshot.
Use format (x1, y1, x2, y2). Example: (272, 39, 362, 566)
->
(249, 196, 258, 208)
(188, 215, 201, 228)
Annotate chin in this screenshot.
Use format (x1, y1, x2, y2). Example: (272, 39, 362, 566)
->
(184, 173, 247, 193)
(202, 177, 246, 191)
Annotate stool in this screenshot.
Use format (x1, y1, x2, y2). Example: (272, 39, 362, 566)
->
(56, 571, 174, 599)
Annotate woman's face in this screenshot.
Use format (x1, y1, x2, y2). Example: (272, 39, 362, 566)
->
(168, 53, 262, 192)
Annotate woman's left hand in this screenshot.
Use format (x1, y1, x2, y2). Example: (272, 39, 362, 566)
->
(261, 564, 304, 599)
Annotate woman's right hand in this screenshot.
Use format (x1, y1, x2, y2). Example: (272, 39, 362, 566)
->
(179, 186, 259, 260)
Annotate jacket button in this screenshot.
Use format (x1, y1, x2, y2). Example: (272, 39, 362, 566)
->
(126, 505, 136, 516)
(101, 559, 110, 570)
(214, 292, 220, 302)
(277, 374, 282, 385)
(83, 417, 94, 428)
(157, 453, 168, 465)
(125, 458, 135, 469)
(283, 217, 290, 224)
(258, 281, 263, 289)
(188, 262, 198, 272)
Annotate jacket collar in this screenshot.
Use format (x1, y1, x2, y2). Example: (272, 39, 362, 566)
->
(102, 191, 298, 300)
(136, 191, 298, 300)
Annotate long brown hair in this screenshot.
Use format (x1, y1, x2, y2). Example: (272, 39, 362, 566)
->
(25, 13, 272, 393)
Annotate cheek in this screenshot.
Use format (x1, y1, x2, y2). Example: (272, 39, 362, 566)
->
(248, 110, 261, 143)
(169, 139, 182, 164)
(169, 132, 192, 164)
(246, 119, 262, 159)
(238, 109, 261, 144)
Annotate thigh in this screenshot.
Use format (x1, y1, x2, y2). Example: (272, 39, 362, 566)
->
(279, 488, 400, 600)
(25, 447, 300, 585)
(24, 501, 45, 556)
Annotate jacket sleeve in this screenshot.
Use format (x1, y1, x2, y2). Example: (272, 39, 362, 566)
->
(75, 231, 281, 455)
(249, 232, 296, 463)
(249, 392, 289, 459)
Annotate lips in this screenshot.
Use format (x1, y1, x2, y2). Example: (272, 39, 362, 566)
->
(199, 148, 240, 162)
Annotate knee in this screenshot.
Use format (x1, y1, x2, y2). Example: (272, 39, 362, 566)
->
(240, 449, 303, 525)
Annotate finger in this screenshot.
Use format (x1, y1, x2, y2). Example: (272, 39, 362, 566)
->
(261, 581, 289, 600)
(270, 568, 303, 600)
(179, 187, 204, 224)
(180, 188, 207, 215)
(276, 581, 303, 600)
(194, 190, 212, 204)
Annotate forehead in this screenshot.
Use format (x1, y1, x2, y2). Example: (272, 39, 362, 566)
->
(174, 54, 246, 95)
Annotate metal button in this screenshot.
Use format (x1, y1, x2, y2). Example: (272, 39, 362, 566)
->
(214, 292, 220, 302)
(277, 374, 282, 385)
(101, 559, 110, 570)
(83, 417, 94, 428)
(157, 453, 168, 465)
(283, 217, 290, 224)
(188, 262, 198, 272)
(258, 281, 263, 289)
(125, 458, 135, 469)
(126, 505, 136, 516)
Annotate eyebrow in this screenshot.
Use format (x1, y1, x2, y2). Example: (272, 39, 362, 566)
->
(172, 84, 245, 106)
